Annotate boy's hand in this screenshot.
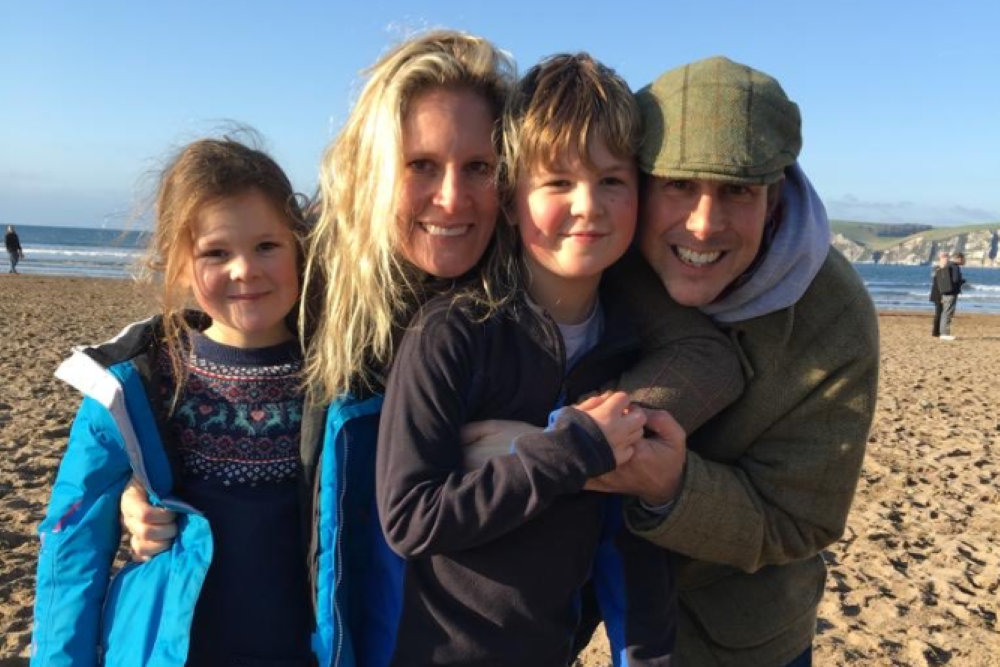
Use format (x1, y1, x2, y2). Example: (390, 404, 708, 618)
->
(575, 391, 646, 466)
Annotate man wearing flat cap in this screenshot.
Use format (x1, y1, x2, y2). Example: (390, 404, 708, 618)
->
(593, 56, 880, 666)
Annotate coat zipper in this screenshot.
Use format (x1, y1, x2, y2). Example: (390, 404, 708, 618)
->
(331, 428, 350, 667)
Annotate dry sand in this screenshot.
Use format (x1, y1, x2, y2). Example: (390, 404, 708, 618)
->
(1, 275, 998, 666)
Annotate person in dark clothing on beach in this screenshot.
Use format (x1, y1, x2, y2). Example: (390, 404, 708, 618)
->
(930, 251, 949, 336)
(935, 251, 966, 340)
(5, 225, 24, 273)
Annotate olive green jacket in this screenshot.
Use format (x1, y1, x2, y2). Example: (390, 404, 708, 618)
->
(618, 248, 879, 666)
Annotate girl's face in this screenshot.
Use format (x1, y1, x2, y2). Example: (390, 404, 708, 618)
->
(396, 87, 500, 278)
(186, 189, 300, 348)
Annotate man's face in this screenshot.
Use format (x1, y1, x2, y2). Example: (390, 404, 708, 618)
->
(938, 252, 950, 268)
(638, 177, 771, 307)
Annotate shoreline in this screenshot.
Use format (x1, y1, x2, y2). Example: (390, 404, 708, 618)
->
(1, 277, 998, 664)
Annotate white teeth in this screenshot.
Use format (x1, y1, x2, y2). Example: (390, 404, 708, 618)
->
(422, 223, 469, 237)
(675, 246, 722, 266)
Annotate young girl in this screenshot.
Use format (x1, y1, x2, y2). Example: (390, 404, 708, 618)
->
(31, 138, 312, 666)
(376, 53, 729, 667)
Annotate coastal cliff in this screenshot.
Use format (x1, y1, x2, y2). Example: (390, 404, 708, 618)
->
(831, 221, 1000, 267)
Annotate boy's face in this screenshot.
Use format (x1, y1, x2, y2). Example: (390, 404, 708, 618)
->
(515, 137, 638, 293)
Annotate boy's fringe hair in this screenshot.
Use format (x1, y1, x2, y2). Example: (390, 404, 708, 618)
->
(502, 53, 642, 193)
(302, 29, 518, 403)
(136, 134, 306, 410)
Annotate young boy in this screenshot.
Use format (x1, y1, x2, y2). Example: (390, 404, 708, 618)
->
(376, 54, 734, 666)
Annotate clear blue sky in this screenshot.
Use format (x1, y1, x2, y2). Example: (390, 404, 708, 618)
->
(3, 0, 999, 229)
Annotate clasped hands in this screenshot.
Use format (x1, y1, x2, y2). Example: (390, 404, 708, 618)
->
(461, 390, 687, 506)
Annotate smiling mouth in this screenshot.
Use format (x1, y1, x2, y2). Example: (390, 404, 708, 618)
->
(421, 223, 471, 237)
(674, 246, 723, 267)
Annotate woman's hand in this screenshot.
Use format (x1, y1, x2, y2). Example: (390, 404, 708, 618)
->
(121, 477, 177, 561)
(460, 419, 543, 470)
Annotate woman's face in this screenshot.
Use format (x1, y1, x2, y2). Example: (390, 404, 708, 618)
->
(396, 87, 500, 278)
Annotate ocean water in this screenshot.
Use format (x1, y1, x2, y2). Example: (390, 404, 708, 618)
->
(7, 224, 149, 279)
(7, 225, 1000, 314)
(854, 263, 1000, 314)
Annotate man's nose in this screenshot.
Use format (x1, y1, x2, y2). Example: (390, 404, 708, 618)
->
(686, 193, 724, 239)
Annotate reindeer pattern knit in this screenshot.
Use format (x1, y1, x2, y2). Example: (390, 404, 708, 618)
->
(160, 333, 304, 487)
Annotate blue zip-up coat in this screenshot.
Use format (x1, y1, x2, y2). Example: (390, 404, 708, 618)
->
(30, 318, 399, 667)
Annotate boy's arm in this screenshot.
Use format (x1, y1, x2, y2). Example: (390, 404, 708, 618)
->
(376, 310, 616, 559)
(32, 398, 132, 667)
(608, 253, 745, 433)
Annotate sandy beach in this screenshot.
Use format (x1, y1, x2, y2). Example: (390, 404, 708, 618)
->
(1, 275, 997, 666)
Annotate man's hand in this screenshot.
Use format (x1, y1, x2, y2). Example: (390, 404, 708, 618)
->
(584, 408, 687, 505)
(121, 477, 177, 561)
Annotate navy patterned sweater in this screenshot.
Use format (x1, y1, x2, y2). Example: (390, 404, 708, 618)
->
(160, 332, 311, 666)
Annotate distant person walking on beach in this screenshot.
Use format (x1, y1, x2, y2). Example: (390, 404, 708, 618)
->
(5, 225, 23, 273)
(930, 251, 949, 336)
(31, 138, 316, 666)
(935, 251, 966, 340)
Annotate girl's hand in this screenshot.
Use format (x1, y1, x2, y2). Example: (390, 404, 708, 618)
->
(575, 391, 646, 466)
(121, 477, 177, 561)
(460, 420, 542, 470)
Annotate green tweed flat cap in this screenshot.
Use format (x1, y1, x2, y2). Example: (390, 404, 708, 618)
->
(636, 56, 801, 184)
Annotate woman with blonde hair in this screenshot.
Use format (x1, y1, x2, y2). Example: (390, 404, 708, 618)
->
(303, 29, 518, 400)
